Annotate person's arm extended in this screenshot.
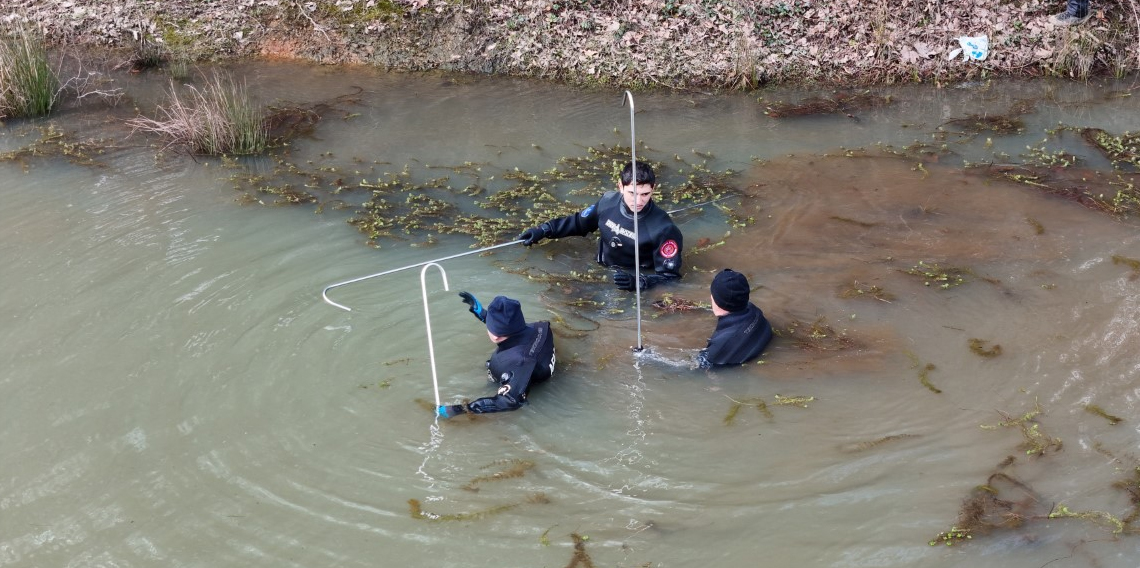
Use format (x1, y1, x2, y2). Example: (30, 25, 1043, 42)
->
(518, 201, 601, 245)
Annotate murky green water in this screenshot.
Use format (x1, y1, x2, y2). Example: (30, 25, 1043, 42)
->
(2, 62, 1139, 568)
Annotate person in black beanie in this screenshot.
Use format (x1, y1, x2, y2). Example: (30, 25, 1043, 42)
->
(516, 161, 683, 291)
(696, 269, 773, 368)
(436, 293, 557, 418)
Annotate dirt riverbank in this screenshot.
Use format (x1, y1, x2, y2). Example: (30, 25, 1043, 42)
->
(8, 0, 1139, 88)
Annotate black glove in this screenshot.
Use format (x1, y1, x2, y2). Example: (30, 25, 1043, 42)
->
(613, 270, 647, 291)
(518, 227, 546, 246)
(459, 291, 486, 322)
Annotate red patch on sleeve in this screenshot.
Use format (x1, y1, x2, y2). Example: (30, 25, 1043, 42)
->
(659, 240, 679, 259)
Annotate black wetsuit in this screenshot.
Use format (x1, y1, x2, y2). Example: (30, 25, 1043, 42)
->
(448, 321, 556, 415)
(540, 191, 683, 288)
(697, 303, 773, 368)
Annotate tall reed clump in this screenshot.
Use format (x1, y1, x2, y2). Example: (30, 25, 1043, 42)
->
(128, 72, 268, 155)
(0, 22, 58, 119)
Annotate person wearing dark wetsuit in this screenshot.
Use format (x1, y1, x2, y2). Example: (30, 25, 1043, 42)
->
(436, 294, 556, 418)
(517, 161, 683, 291)
(696, 269, 773, 368)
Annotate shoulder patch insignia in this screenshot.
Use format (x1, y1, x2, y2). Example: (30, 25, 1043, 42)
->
(659, 240, 679, 259)
(581, 204, 596, 218)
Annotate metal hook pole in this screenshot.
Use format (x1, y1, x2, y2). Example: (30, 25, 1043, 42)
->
(320, 240, 523, 311)
(624, 90, 644, 352)
(420, 263, 449, 409)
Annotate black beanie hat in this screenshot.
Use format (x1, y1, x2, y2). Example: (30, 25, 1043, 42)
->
(486, 296, 527, 337)
(711, 269, 750, 312)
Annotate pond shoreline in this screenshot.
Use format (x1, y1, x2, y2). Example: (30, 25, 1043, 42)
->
(18, 0, 1140, 89)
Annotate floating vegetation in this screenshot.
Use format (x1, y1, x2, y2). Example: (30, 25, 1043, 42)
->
(408, 492, 549, 522)
(777, 317, 855, 351)
(840, 433, 920, 453)
(1079, 127, 1140, 168)
(764, 91, 893, 118)
(902, 260, 969, 289)
(838, 280, 894, 302)
(931, 471, 1045, 546)
(906, 351, 940, 393)
(461, 459, 536, 492)
(1085, 404, 1123, 425)
(563, 533, 596, 568)
(981, 401, 1062, 456)
(773, 394, 814, 407)
(0, 125, 108, 169)
(1049, 503, 1126, 534)
(650, 293, 707, 314)
(967, 338, 1002, 358)
(929, 526, 972, 547)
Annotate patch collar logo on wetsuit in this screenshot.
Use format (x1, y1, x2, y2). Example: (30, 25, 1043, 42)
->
(604, 219, 636, 241)
(659, 240, 679, 259)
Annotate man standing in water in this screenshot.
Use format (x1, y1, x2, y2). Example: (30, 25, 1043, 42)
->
(436, 293, 556, 418)
(517, 161, 683, 291)
(696, 269, 773, 368)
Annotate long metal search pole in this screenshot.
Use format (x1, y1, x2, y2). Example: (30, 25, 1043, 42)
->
(420, 263, 448, 410)
(624, 90, 644, 352)
(321, 239, 523, 311)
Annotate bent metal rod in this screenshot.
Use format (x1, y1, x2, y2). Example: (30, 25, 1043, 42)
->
(320, 201, 735, 313)
(321, 239, 523, 312)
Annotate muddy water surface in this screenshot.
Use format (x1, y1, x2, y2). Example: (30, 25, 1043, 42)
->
(2, 62, 1139, 568)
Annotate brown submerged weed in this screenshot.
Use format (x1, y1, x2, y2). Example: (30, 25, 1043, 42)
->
(461, 459, 536, 492)
(905, 351, 940, 393)
(764, 91, 894, 118)
(1085, 404, 1123, 425)
(968, 338, 1002, 358)
(408, 492, 549, 522)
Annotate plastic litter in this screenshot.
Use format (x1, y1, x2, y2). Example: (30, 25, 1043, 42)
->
(948, 35, 989, 61)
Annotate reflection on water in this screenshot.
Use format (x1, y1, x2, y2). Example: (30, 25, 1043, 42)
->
(2, 62, 1140, 568)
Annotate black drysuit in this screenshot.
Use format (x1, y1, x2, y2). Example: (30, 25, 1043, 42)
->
(697, 303, 773, 368)
(540, 191, 683, 287)
(446, 321, 556, 415)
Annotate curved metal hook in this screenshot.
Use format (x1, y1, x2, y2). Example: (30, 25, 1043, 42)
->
(420, 263, 449, 410)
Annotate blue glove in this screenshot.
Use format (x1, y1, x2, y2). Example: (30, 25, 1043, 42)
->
(459, 291, 486, 322)
(437, 404, 464, 419)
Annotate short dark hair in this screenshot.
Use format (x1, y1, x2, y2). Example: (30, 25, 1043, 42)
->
(620, 160, 656, 187)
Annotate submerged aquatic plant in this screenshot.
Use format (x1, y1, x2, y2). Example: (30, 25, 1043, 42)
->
(1085, 404, 1123, 425)
(408, 492, 549, 522)
(461, 459, 536, 492)
(905, 351, 940, 393)
(764, 91, 893, 118)
(967, 338, 1002, 358)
